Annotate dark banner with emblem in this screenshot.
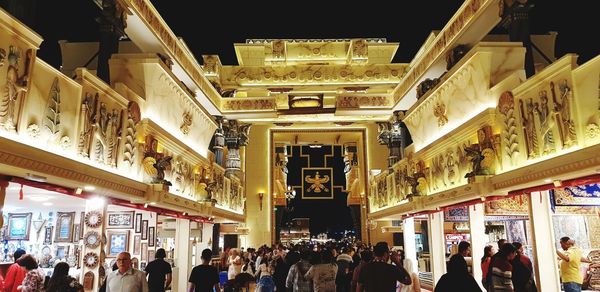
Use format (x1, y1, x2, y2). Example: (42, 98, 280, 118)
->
(302, 168, 333, 199)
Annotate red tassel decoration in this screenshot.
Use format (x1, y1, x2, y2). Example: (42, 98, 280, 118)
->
(19, 184, 24, 200)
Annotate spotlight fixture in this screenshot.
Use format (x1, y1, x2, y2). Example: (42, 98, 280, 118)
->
(24, 173, 47, 183)
(553, 180, 563, 187)
(83, 185, 96, 191)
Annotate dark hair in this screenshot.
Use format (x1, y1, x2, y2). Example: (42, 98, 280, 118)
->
(512, 242, 522, 250)
(481, 245, 493, 264)
(155, 248, 167, 259)
(499, 242, 517, 258)
(17, 254, 38, 270)
(201, 248, 213, 261)
(285, 251, 300, 266)
(46, 262, 70, 292)
(321, 249, 334, 264)
(360, 250, 374, 263)
(447, 254, 468, 274)
(373, 242, 389, 257)
(458, 241, 471, 253)
(309, 251, 321, 265)
(560, 236, 571, 243)
(498, 239, 507, 247)
(13, 248, 26, 263)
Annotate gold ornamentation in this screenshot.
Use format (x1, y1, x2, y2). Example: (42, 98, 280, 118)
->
(336, 96, 391, 109)
(1, 46, 29, 131)
(123, 102, 140, 167)
(59, 136, 71, 150)
(43, 78, 61, 137)
(433, 101, 448, 127)
(180, 111, 192, 135)
(498, 91, 520, 166)
(305, 172, 330, 193)
(586, 123, 600, 139)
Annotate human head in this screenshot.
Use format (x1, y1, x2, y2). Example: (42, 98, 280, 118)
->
(116, 252, 132, 273)
(17, 254, 38, 270)
(373, 242, 390, 260)
(560, 236, 571, 250)
(458, 241, 471, 257)
(321, 249, 334, 264)
(13, 248, 26, 263)
(498, 239, 507, 248)
(499, 243, 517, 261)
(201, 248, 213, 261)
(52, 262, 70, 278)
(360, 249, 373, 263)
(512, 242, 524, 254)
(484, 245, 493, 257)
(447, 254, 468, 274)
(155, 248, 167, 259)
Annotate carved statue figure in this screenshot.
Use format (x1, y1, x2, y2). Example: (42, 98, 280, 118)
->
(377, 111, 411, 168)
(464, 144, 484, 178)
(1, 46, 28, 130)
(343, 144, 359, 196)
(416, 78, 440, 99)
(446, 44, 469, 71)
(519, 98, 539, 158)
(142, 136, 173, 186)
(538, 90, 556, 154)
(551, 80, 577, 147)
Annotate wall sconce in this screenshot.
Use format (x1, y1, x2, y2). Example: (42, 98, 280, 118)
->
(258, 192, 264, 210)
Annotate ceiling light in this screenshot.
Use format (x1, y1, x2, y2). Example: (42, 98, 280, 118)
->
(88, 196, 105, 207)
(25, 173, 47, 183)
(144, 203, 148, 208)
(42, 202, 53, 206)
(544, 179, 553, 183)
(8, 186, 21, 191)
(553, 180, 563, 187)
(83, 186, 96, 191)
(75, 187, 83, 195)
(150, 202, 157, 205)
(28, 196, 49, 202)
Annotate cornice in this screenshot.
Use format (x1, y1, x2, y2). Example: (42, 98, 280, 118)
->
(0, 137, 146, 198)
(0, 8, 43, 48)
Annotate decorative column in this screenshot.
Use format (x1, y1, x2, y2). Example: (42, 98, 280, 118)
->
(529, 191, 561, 292)
(428, 211, 446, 286)
(402, 217, 418, 270)
(469, 203, 486, 290)
(81, 198, 108, 292)
(212, 116, 225, 167)
(0, 179, 8, 228)
(172, 218, 191, 292)
(501, 0, 535, 78)
(97, 0, 126, 83)
(377, 111, 412, 169)
(223, 119, 251, 178)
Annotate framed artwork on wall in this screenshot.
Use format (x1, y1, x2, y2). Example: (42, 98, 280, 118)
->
(141, 242, 148, 262)
(56, 245, 69, 259)
(141, 220, 148, 240)
(107, 211, 135, 229)
(80, 212, 85, 239)
(148, 249, 155, 262)
(107, 230, 129, 257)
(135, 213, 142, 233)
(73, 224, 80, 243)
(55, 212, 75, 242)
(43, 226, 53, 245)
(148, 227, 155, 247)
(7, 213, 32, 240)
(133, 235, 141, 255)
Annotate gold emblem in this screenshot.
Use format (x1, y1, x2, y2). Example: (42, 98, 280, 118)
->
(305, 172, 330, 193)
(434, 101, 448, 127)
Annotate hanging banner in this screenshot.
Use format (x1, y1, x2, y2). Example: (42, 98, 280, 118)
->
(552, 184, 600, 206)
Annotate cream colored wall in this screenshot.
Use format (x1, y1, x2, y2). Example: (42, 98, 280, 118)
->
(244, 123, 388, 246)
(369, 220, 394, 244)
(245, 124, 272, 247)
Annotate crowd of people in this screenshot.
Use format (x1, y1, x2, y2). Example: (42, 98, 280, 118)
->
(189, 241, 414, 292)
(1, 235, 597, 292)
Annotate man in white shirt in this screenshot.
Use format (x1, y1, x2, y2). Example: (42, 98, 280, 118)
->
(106, 252, 149, 292)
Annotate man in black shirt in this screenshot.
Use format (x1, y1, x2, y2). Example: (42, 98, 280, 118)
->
(145, 248, 172, 292)
(357, 242, 411, 292)
(188, 248, 220, 292)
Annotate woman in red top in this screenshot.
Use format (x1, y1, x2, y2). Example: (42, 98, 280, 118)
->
(480, 245, 494, 288)
(3, 249, 27, 292)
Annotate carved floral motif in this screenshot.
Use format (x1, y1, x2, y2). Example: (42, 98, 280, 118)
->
(123, 101, 140, 167)
(180, 111, 192, 135)
(498, 91, 520, 166)
(1, 46, 30, 131)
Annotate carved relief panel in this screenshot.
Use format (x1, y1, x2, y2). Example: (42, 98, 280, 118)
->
(77, 92, 125, 167)
(0, 45, 34, 132)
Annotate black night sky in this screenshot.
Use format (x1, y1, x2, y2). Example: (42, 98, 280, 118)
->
(3, 0, 598, 68)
